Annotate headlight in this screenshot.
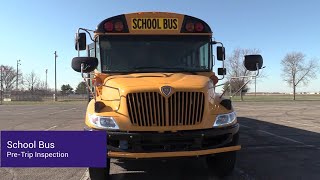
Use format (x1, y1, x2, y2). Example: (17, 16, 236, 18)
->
(87, 114, 119, 130)
(213, 111, 237, 127)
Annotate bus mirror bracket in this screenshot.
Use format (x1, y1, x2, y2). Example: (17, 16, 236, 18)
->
(71, 57, 98, 102)
(75, 28, 95, 57)
(212, 41, 226, 80)
(80, 63, 96, 102)
(218, 55, 265, 99)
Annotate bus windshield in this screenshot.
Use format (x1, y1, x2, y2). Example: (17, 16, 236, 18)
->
(99, 35, 211, 73)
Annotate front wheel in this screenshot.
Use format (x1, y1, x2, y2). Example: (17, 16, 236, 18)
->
(206, 151, 237, 177)
(89, 158, 111, 180)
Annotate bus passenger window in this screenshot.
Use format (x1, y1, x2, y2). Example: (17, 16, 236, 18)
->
(187, 55, 192, 66)
(199, 44, 209, 68)
(192, 51, 198, 67)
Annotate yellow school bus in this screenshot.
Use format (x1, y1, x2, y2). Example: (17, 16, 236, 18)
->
(71, 12, 263, 179)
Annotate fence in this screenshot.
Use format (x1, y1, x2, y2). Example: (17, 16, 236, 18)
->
(0, 90, 88, 102)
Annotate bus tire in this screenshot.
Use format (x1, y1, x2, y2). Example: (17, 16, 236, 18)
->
(206, 151, 236, 177)
(89, 158, 110, 180)
(206, 133, 239, 177)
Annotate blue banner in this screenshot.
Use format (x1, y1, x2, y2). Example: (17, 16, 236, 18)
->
(1, 131, 107, 167)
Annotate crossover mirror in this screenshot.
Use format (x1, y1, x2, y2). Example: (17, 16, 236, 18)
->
(244, 55, 263, 71)
(71, 57, 98, 73)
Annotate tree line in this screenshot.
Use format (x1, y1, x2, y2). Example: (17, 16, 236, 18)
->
(0, 66, 44, 92)
(223, 48, 319, 100)
(60, 82, 87, 95)
(0, 65, 87, 95)
(2, 49, 319, 100)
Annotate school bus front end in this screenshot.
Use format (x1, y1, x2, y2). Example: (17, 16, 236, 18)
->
(72, 12, 263, 179)
(85, 73, 240, 158)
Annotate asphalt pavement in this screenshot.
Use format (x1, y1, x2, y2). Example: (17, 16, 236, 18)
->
(0, 101, 319, 180)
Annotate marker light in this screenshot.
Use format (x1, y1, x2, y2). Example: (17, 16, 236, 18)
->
(195, 22, 204, 32)
(210, 74, 219, 85)
(104, 21, 114, 32)
(114, 21, 124, 32)
(92, 77, 103, 87)
(185, 22, 194, 32)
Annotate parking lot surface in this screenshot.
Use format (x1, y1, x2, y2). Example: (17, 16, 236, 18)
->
(0, 101, 319, 180)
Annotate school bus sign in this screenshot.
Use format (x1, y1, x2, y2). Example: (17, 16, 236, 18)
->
(126, 12, 183, 34)
(131, 18, 178, 30)
(94, 12, 211, 35)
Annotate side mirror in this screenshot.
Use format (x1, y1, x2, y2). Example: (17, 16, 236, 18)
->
(75, 33, 87, 51)
(244, 55, 263, 71)
(217, 46, 225, 61)
(71, 57, 98, 73)
(217, 68, 226, 75)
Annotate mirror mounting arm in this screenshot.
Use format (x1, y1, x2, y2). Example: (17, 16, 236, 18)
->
(231, 63, 263, 79)
(211, 41, 223, 46)
(78, 28, 95, 41)
(81, 63, 96, 102)
(255, 63, 261, 77)
(211, 41, 226, 80)
(219, 42, 225, 81)
(76, 28, 95, 57)
(218, 63, 265, 99)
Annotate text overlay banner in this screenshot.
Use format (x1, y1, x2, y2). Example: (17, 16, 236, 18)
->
(1, 131, 107, 167)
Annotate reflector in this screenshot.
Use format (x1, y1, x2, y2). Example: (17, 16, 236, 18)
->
(93, 77, 103, 86)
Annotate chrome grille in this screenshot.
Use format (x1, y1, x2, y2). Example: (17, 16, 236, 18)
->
(127, 91, 205, 126)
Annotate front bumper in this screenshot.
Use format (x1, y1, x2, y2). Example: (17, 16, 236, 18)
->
(105, 123, 240, 158)
(108, 145, 241, 159)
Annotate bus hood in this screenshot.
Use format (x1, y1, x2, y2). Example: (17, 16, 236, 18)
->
(102, 73, 209, 93)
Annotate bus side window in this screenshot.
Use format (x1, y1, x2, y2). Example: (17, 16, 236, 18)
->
(92, 45, 101, 71)
(187, 55, 192, 66)
(199, 44, 209, 68)
(89, 48, 95, 57)
(192, 51, 198, 67)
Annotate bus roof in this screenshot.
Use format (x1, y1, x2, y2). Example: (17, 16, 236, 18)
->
(95, 12, 212, 36)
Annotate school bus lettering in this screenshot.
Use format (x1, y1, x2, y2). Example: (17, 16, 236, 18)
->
(73, 12, 263, 179)
(163, 18, 178, 29)
(131, 18, 178, 30)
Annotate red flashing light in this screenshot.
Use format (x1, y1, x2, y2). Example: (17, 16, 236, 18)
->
(114, 21, 124, 32)
(185, 22, 194, 32)
(195, 22, 204, 32)
(104, 21, 114, 32)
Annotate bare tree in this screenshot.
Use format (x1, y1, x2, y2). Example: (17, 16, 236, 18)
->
(0, 65, 22, 91)
(35, 81, 47, 90)
(24, 71, 40, 93)
(281, 52, 319, 100)
(225, 48, 262, 101)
